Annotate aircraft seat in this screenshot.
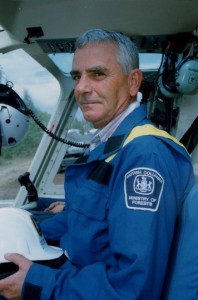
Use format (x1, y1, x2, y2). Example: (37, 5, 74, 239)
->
(163, 182, 198, 300)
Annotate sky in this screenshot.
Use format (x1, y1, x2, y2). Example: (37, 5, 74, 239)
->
(0, 49, 60, 114)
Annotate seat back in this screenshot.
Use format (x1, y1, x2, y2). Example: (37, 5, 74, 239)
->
(162, 182, 198, 300)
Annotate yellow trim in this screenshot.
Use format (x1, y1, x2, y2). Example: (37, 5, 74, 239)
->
(105, 124, 186, 163)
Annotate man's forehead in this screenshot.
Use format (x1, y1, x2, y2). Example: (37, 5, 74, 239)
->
(72, 43, 118, 70)
(74, 42, 117, 59)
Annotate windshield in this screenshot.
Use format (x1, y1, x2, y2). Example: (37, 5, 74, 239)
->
(0, 49, 60, 200)
(49, 52, 162, 74)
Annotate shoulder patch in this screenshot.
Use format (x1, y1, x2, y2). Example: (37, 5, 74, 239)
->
(124, 167, 164, 211)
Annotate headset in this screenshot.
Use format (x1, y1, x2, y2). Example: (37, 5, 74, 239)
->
(158, 33, 198, 98)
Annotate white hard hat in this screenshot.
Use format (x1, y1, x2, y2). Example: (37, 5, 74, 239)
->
(0, 207, 64, 263)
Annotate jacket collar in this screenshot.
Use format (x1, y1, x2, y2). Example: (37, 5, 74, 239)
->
(76, 104, 148, 164)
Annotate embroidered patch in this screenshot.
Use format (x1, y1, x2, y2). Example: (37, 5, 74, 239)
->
(124, 167, 164, 211)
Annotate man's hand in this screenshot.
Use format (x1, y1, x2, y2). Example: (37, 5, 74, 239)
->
(44, 201, 65, 213)
(0, 253, 32, 300)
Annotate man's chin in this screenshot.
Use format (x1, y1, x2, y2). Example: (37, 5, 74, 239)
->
(83, 112, 97, 122)
(82, 115, 100, 128)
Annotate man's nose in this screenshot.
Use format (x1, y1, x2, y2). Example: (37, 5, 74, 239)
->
(75, 75, 92, 94)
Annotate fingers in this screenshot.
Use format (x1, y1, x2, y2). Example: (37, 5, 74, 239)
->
(0, 253, 32, 299)
(4, 253, 26, 264)
(5, 253, 31, 265)
(44, 201, 65, 213)
(44, 202, 59, 211)
(4, 253, 33, 272)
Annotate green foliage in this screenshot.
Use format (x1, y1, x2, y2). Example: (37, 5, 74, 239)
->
(71, 118, 92, 133)
(1, 110, 50, 162)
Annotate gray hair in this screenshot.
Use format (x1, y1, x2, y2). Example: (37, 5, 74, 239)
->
(75, 29, 139, 74)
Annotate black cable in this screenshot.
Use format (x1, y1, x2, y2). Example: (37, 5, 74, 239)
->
(27, 109, 90, 149)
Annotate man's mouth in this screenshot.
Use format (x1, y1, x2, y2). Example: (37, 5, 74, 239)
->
(80, 101, 100, 107)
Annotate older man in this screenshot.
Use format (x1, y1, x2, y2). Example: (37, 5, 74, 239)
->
(0, 29, 194, 300)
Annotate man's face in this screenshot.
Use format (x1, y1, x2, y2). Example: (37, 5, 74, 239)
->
(71, 42, 141, 128)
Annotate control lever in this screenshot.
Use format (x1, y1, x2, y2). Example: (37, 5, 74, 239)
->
(18, 172, 38, 202)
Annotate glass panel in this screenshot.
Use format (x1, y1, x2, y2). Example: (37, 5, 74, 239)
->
(139, 53, 162, 70)
(48, 53, 74, 76)
(0, 49, 60, 200)
(48, 53, 162, 75)
(54, 107, 96, 184)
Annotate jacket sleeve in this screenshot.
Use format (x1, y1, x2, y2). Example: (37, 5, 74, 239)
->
(40, 210, 68, 241)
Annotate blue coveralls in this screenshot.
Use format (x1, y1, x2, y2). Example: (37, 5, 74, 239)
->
(22, 105, 194, 299)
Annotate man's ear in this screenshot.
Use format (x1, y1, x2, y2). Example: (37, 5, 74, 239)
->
(128, 69, 143, 97)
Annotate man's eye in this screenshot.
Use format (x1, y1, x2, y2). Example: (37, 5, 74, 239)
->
(71, 74, 80, 81)
(94, 72, 105, 78)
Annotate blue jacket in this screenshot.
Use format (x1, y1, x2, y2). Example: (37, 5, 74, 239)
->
(23, 105, 194, 300)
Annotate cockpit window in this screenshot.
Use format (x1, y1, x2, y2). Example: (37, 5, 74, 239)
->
(0, 49, 60, 200)
(48, 52, 162, 75)
(48, 53, 74, 76)
(139, 53, 162, 70)
(0, 50, 163, 201)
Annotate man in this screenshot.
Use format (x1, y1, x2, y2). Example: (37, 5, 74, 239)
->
(0, 29, 195, 299)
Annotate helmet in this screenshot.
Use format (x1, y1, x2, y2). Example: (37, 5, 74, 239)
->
(0, 208, 66, 278)
(0, 83, 29, 147)
(0, 105, 29, 147)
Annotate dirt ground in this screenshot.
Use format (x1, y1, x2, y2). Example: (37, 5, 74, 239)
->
(0, 157, 32, 200)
